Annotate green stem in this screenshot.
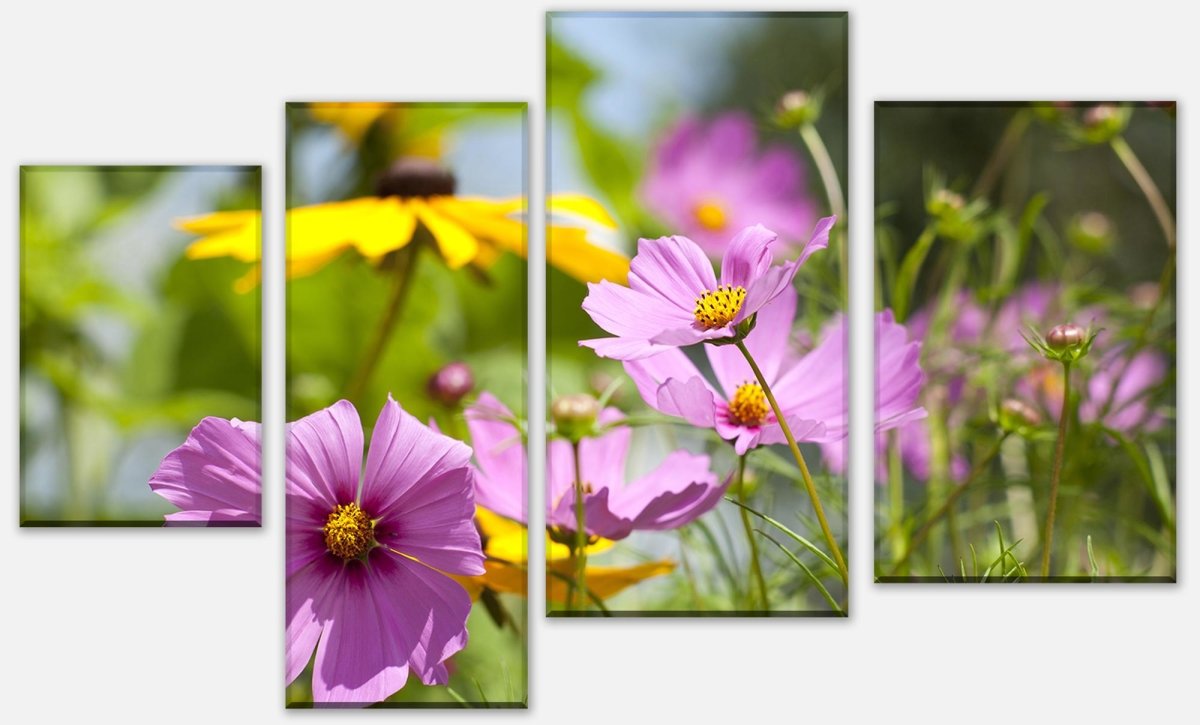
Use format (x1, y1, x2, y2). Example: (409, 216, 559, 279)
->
(1041, 362, 1072, 578)
(570, 440, 588, 611)
(798, 122, 846, 222)
(798, 122, 847, 296)
(735, 341, 848, 584)
(887, 430, 905, 563)
(888, 433, 1009, 576)
(735, 453, 769, 611)
(344, 246, 419, 403)
(971, 109, 1032, 199)
(1110, 135, 1176, 249)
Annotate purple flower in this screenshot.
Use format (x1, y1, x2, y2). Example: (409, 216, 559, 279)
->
(285, 397, 485, 705)
(1080, 348, 1168, 432)
(465, 392, 526, 523)
(640, 112, 818, 258)
(819, 308, 928, 473)
(581, 219, 834, 360)
(624, 285, 834, 455)
(544, 409, 726, 540)
(149, 417, 261, 525)
(470, 393, 723, 536)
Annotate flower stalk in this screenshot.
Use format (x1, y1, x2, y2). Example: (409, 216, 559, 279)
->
(734, 453, 769, 611)
(570, 440, 589, 611)
(1041, 361, 1072, 578)
(345, 244, 420, 402)
(735, 340, 848, 584)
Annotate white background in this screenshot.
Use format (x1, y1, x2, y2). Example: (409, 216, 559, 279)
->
(1, 1, 1193, 722)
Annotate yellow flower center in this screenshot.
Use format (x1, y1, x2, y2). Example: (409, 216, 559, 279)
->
(693, 199, 728, 231)
(323, 502, 376, 560)
(728, 382, 769, 426)
(694, 285, 747, 329)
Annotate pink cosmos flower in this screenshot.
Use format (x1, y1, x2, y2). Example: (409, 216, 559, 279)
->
(150, 398, 486, 705)
(465, 392, 526, 523)
(285, 397, 484, 705)
(468, 393, 724, 539)
(581, 219, 834, 360)
(820, 308, 928, 474)
(640, 112, 818, 258)
(149, 417, 261, 525)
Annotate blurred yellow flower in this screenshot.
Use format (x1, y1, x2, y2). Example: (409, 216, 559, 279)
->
(177, 157, 629, 292)
(455, 508, 673, 605)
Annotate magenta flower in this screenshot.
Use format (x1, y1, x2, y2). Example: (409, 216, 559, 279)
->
(624, 285, 831, 454)
(640, 112, 818, 258)
(1080, 348, 1168, 432)
(285, 397, 484, 705)
(465, 392, 526, 523)
(149, 417, 261, 525)
(581, 218, 834, 360)
(544, 409, 725, 540)
(820, 308, 928, 473)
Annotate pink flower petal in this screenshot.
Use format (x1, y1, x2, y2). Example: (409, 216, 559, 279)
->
(465, 393, 526, 524)
(719, 224, 777, 290)
(149, 416, 261, 525)
(287, 400, 363, 508)
(359, 395, 473, 523)
(627, 235, 718, 311)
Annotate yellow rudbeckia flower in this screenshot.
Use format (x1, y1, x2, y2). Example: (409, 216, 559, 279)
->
(176, 157, 629, 292)
(455, 508, 673, 605)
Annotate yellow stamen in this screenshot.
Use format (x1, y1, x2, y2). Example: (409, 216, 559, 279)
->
(694, 199, 728, 231)
(694, 285, 747, 329)
(323, 502, 375, 560)
(728, 382, 769, 426)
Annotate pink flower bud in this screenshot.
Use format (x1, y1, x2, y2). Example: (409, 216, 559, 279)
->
(427, 361, 474, 406)
(1046, 323, 1086, 350)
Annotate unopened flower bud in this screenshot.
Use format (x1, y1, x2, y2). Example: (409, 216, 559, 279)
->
(999, 398, 1042, 432)
(427, 361, 474, 406)
(1083, 104, 1117, 127)
(927, 188, 965, 216)
(1046, 323, 1086, 350)
(551, 393, 600, 442)
(1068, 211, 1114, 254)
(773, 89, 821, 128)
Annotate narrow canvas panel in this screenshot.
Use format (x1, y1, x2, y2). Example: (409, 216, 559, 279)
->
(546, 12, 852, 615)
(873, 101, 1177, 582)
(19, 165, 262, 526)
(283, 102, 528, 707)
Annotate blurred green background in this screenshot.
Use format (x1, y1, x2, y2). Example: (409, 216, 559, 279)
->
(19, 166, 261, 525)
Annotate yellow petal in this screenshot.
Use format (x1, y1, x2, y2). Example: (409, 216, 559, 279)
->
(179, 211, 261, 262)
(546, 559, 675, 604)
(547, 225, 630, 285)
(347, 198, 416, 259)
(548, 193, 618, 229)
(411, 198, 479, 269)
(429, 197, 526, 258)
(307, 102, 394, 143)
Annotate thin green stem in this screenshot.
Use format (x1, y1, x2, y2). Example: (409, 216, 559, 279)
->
(1110, 135, 1176, 250)
(735, 340, 848, 584)
(1041, 362, 1072, 578)
(798, 122, 846, 222)
(735, 454, 769, 611)
(570, 440, 588, 611)
(971, 109, 1032, 199)
(798, 122, 847, 296)
(344, 246, 419, 402)
(888, 433, 1009, 576)
(887, 430, 905, 562)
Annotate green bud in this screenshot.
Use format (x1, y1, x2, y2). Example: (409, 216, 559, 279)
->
(773, 89, 822, 128)
(1067, 211, 1114, 255)
(551, 393, 600, 442)
(999, 398, 1042, 434)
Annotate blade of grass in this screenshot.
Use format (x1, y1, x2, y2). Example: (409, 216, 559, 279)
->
(756, 530, 843, 614)
(725, 497, 839, 575)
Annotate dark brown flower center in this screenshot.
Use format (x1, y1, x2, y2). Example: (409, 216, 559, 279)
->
(374, 157, 457, 198)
